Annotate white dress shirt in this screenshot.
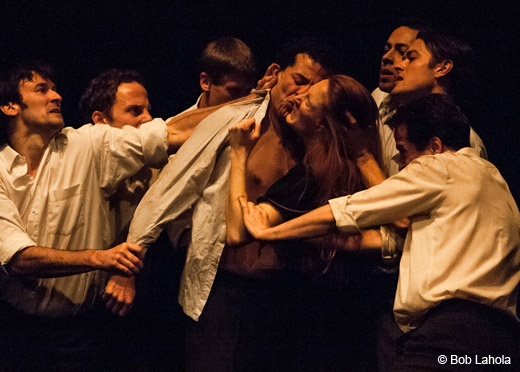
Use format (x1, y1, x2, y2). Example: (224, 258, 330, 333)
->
(329, 148, 520, 332)
(372, 88, 488, 177)
(128, 91, 270, 320)
(0, 119, 168, 316)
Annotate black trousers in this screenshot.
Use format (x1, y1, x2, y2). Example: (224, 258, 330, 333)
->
(393, 299, 520, 372)
(0, 300, 130, 372)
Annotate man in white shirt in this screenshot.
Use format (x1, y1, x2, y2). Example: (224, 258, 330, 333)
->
(0, 63, 172, 371)
(241, 93, 520, 371)
(373, 27, 487, 177)
(105, 38, 334, 371)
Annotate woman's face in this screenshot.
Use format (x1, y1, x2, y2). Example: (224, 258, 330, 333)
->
(285, 79, 329, 138)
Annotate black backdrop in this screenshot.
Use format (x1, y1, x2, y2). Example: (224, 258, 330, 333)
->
(1, 0, 519, 200)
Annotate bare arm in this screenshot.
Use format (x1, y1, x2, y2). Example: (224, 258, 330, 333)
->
(226, 118, 282, 246)
(240, 197, 336, 241)
(5, 243, 144, 278)
(166, 93, 260, 151)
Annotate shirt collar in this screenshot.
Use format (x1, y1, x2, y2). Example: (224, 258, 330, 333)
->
(0, 144, 22, 173)
(457, 147, 479, 157)
(0, 131, 68, 173)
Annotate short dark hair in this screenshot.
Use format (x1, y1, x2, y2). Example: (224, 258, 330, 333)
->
(0, 62, 55, 145)
(79, 69, 146, 122)
(200, 37, 257, 87)
(276, 37, 338, 76)
(417, 30, 474, 99)
(389, 93, 470, 151)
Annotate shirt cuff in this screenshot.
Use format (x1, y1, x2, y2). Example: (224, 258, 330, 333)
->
(0, 235, 36, 266)
(328, 196, 360, 235)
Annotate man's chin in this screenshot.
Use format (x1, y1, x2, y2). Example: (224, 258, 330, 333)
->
(379, 80, 396, 93)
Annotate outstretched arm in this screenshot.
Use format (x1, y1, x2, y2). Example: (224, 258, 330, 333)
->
(6, 242, 144, 278)
(166, 93, 261, 151)
(240, 197, 336, 241)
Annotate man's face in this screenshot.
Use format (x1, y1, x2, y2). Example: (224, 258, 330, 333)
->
(16, 73, 64, 132)
(108, 82, 152, 128)
(379, 26, 419, 93)
(392, 39, 438, 97)
(394, 124, 430, 170)
(271, 53, 328, 120)
(205, 74, 251, 107)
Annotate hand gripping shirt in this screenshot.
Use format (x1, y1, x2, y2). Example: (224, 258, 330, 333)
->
(328, 148, 520, 332)
(128, 91, 270, 320)
(0, 119, 168, 316)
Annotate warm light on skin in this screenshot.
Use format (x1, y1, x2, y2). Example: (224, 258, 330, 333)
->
(379, 26, 419, 93)
(285, 79, 329, 139)
(392, 39, 446, 97)
(100, 82, 152, 128)
(14, 74, 65, 133)
(270, 53, 328, 120)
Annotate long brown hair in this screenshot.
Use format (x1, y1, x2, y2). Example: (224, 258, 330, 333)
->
(302, 75, 382, 267)
(304, 75, 382, 205)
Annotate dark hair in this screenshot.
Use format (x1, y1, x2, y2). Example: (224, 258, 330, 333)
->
(389, 93, 470, 151)
(0, 62, 55, 145)
(200, 37, 257, 87)
(276, 37, 338, 76)
(79, 69, 146, 122)
(417, 30, 474, 100)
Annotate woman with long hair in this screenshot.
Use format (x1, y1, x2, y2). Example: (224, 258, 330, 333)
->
(226, 74, 384, 370)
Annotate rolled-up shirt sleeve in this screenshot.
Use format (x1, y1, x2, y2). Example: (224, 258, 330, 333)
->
(86, 118, 168, 192)
(328, 154, 447, 233)
(0, 182, 36, 265)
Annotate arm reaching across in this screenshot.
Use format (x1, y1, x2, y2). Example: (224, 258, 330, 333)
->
(5, 242, 144, 278)
(166, 93, 264, 151)
(240, 196, 336, 241)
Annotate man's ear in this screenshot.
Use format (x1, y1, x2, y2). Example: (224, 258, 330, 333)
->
(266, 63, 281, 78)
(434, 59, 453, 78)
(92, 111, 108, 124)
(200, 72, 211, 92)
(428, 136, 443, 154)
(0, 102, 19, 117)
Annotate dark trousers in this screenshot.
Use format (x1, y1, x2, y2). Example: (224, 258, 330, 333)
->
(185, 269, 287, 372)
(393, 299, 520, 372)
(0, 300, 128, 372)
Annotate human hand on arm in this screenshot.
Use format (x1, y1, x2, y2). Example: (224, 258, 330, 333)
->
(5, 242, 144, 278)
(240, 197, 337, 241)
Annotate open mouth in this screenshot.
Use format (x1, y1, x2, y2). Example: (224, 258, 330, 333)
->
(49, 108, 61, 113)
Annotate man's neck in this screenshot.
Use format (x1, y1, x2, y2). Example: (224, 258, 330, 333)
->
(198, 92, 210, 109)
(10, 126, 56, 177)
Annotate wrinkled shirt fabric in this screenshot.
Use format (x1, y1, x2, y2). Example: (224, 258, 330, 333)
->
(0, 119, 168, 316)
(128, 91, 270, 320)
(329, 148, 520, 332)
(371, 88, 488, 177)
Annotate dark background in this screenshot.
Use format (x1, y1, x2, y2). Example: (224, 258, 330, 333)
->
(1, 0, 519, 200)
